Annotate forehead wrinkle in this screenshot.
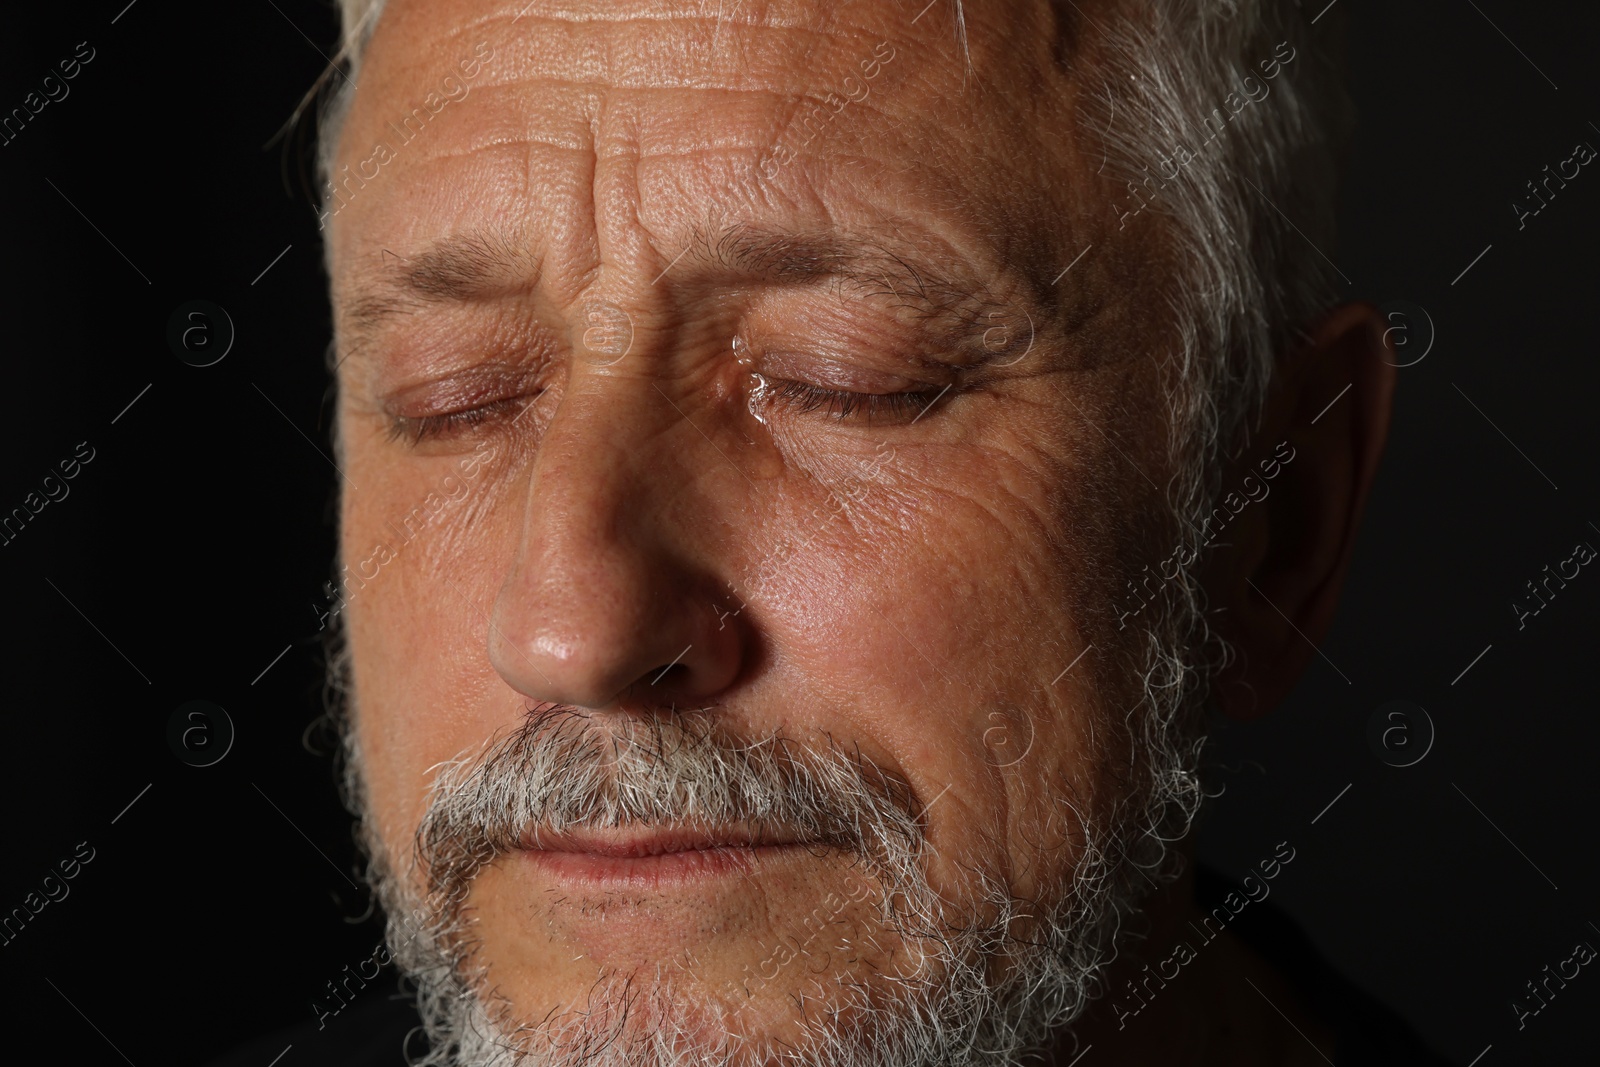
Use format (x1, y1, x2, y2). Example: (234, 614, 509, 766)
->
(465, 2, 878, 45)
(335, 0, 1099, 356)
(371, 2, 889, 99)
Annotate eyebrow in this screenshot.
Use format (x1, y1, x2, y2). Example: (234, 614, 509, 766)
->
(339, 229, 539, 357)
(704, 223, 1018, 342)
(337, 222, 1040, 362)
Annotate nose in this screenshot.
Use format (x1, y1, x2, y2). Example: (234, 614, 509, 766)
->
(487, 385, 745, 711)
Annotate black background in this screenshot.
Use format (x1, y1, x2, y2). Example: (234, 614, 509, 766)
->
(1, 2, 1595, 1064)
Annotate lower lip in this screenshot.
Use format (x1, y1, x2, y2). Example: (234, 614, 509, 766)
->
(524, 843, 809, 890)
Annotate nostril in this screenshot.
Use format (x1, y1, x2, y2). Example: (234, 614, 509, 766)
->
(647, 644, 694, 687)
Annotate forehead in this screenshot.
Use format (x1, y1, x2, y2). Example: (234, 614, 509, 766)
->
(326, 0, 1110, 311)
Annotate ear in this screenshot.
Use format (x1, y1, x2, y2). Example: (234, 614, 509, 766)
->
(1210, 302, 1397, 720)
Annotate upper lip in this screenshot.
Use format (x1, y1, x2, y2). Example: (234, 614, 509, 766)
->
(522, 824, 807, 858)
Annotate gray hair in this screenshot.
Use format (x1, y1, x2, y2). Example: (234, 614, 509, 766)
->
(1088, 1, 1353, 529)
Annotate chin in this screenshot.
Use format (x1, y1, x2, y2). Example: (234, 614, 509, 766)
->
(370, 848, 1122, 1067)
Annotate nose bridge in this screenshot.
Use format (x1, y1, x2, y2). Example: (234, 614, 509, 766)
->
(492, 380, 655, 702)
(487, 359, 742, 710)
(510, 118, 675, 650)
(532, 172, 708, 581)
(522, 373, 662, 578)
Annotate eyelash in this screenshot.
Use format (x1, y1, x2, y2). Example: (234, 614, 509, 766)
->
(761, 377, 945, 423)
(388, 396, 531, 445)
(387, 370, 947, 446)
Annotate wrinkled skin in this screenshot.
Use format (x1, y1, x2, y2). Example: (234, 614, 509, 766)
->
(325, 1, 1393, 1063)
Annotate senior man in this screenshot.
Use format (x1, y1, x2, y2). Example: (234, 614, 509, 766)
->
(223, 0, 1447, 1064)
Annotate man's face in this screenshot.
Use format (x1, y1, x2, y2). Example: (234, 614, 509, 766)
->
(328, 0, 1194, 1061)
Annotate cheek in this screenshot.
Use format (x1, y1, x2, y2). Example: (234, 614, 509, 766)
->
(746, 435, 1125, 899)
(341, 445, 523, 857)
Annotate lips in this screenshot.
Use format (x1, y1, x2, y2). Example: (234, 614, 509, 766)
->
(522, 823, 802, 857)
(518, 824, 818, 890)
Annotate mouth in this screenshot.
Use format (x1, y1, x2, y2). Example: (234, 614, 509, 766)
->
(519, 824, 822, 890)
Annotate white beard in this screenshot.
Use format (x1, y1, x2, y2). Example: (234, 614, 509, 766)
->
(343, 685, 1207, 1067)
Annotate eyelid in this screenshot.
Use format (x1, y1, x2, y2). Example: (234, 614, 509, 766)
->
(379, 361, 542, 421)
(379, 360, 547, 447)
(743, 333, 966, 425)
(388, 395, 535, 446)
(751, 372, 949, 424)
(756, 347, 951, 392)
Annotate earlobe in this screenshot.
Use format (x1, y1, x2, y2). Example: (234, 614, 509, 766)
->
(1212, 302, 1397, 720)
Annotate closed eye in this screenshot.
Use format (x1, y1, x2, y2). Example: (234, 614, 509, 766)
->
(388, 394, 534, 446)
(762, 378, 939, 422)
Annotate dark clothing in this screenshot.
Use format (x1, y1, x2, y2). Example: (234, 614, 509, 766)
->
(210, 870, 1455, 1066)
(1193, 866, 1456, 1066)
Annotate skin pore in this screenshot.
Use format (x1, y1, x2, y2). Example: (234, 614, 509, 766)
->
(324, 1, 1395, 1063)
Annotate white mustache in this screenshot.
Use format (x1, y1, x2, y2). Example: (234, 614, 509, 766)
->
(412, 705, 927, 902)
